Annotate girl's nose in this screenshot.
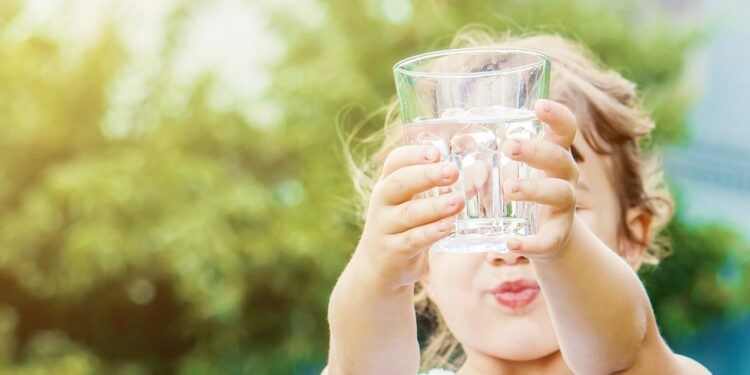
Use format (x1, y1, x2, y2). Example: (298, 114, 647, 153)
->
(485, 250, 529, 266)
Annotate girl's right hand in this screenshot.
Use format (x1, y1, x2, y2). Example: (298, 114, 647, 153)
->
(352, 145, 465, 290)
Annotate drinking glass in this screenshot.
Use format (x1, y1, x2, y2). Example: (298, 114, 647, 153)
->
(393, 47, 550, 253)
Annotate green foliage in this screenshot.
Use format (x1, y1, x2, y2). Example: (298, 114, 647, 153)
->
(642, 199, 750, 339)
(0, 0, 745, 373)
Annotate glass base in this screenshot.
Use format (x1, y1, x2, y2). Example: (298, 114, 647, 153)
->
(430, 233, 511, 253)
(431, 217, 531, 253)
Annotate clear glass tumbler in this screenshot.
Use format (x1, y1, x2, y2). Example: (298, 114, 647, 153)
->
(393, 47, 550, 253)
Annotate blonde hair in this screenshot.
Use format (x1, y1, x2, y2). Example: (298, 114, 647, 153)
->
(341, 28, 674, 371)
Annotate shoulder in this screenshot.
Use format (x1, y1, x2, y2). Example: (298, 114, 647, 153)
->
(673, 354, 711, 374)
(622, 352, 711, 374)
(615, 334, 711, 375)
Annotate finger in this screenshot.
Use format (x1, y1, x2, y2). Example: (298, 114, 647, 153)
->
(381, 145, 441, 179)
(506, 220, 569, 255)
(501, 138, 577, 180)
(535, 99, 577, 149)
(503, 178, 575, 210)
(384, 218, 454, 256)
(383, 191, 465, 234)
(375, 162, 458, 205)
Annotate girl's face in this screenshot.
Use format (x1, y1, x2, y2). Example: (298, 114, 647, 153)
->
(425, 133, 638, 361)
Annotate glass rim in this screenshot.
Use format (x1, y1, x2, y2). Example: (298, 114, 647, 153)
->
(393, 47, 550, 78)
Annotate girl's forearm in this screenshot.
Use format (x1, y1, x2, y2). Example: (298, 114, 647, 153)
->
(327, 251, 420, 375)
(531, 217, 651, 374)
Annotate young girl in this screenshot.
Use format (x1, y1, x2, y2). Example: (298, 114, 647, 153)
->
(324, 33, 710, 374)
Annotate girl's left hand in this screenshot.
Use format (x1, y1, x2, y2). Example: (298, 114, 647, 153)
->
(502, 99, 579, 259)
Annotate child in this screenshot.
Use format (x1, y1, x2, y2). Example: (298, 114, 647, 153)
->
(324, 33, 710, 374)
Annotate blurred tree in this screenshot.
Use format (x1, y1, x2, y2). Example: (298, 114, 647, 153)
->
(0, 0, 745, 374)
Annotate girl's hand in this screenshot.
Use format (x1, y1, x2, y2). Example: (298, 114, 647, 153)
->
(502, 99, 579, 259)
(353, 145, 465, 290)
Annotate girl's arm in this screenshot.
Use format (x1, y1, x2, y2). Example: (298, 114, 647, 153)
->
(533, 217, 649, 373)
(506, 100, 708, 374)
(325, 145, 465, 374)
(532, 219, 709, 374)
(326, 253, 419, 375)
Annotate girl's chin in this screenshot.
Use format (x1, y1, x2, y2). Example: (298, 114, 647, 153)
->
(491, 347, 559, 362)
(468, 314, 559, 361)
(472, 337, 560, 362)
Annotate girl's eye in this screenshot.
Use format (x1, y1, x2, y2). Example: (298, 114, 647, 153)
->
(575, 206, 586, 211)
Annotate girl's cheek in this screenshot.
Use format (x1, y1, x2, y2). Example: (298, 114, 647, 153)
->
(429, 254, 481, 292)
(576, 208, 596, 228)
(577, 208, 619, 250)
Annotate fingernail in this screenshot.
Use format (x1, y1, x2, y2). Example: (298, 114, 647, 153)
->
(425, 148, 439, 161)
(445, 192, 457, 206)
(441, 164, 452, 178)
(511, 139, 522, 156)
(539, 99, 552, 113)
(510, 179, 521, 193)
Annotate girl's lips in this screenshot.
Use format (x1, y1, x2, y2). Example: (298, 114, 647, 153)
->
(491, 279, 541, 309)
